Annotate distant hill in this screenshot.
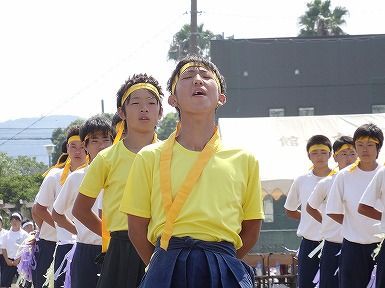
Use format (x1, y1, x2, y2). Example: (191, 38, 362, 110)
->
(0, 115, 80, 164)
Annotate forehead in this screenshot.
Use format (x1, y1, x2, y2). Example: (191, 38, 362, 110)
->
(129, 89, 157, 100)
(182, 66, 212, 74)
(89, 131, 110, 138)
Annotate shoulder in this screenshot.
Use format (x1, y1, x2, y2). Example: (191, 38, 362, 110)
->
(218, 144, 258, 162)
(137, 141, 164, 159)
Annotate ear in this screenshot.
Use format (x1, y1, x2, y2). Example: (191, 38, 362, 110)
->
(168, 95, 178, 107)
(117, 107, 125, 120)
(217, 93, 227, 106)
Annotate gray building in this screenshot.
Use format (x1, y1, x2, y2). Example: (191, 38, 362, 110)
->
(211, 34, 385, 118)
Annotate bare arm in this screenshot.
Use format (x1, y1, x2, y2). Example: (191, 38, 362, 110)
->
(327, 213, 344, 224)
(285, 208, 301, 220)
(2, 249, 12, 266)
(306, 203, 322, 223)
(32, 204, 43, 228)
(33, 203, 55, 228)
(52, 208, 77, 235)
(358, 203, 382, 221)
(127, 215, 154, 265)
(72, 193, 101, 236)
(236, 219, 262, 259)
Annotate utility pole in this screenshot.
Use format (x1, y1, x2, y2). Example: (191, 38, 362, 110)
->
(101, 99, 105, 114)
(189, 0, 198, 55)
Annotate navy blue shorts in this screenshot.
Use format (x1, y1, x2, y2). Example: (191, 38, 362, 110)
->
(140, 237, 255, 288)
(96, 231, 145, 288)
(32, 238, 56, 288)
(1, 258, 17, 287)
(340, 239, 377, 288)
(298, 238, 321, 288)
(71, 242, 101, 288)
(54, 243, 73, 288)
(319, 240, 341, 288)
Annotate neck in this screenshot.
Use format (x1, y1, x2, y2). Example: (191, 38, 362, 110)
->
(70, 159, 84, 171)
(176, 117, 216, 151)
(312, 166, 331, 177)
(358, 161, 378, 171)
(123, 130, 155, 153)
(11, 227, 19, 232)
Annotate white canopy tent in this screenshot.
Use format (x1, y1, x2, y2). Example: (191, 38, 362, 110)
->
(219, 113, 385, 197)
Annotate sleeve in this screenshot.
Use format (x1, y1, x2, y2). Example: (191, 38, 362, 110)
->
(120, 152, 152, 218)
(0, 233, 7, 250)
(79, 154, 107, 199)
(308, 179, 327, 209)
(35, 173, 57, 207)
(97, 191, 103, 210)
(326, 173, 345, 214)
(284, 177, 301, 211)
(360, 169, 384, 207)
(242, 155, 264, 220)
(53, 174, 76, 215)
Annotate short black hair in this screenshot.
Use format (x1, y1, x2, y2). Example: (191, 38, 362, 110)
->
(167, 55, 226, 95)
(66, 125, 81, 142)
(333, 136, 354, 153)
(353, 123, 384, 151)
(306, 135, 332, 152)
(80, 115, 114, 145)
(116, 73, 163, 109)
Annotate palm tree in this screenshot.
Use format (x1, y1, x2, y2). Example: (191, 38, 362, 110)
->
(298, 0, 348, 37)
(168, 24, 221, 61)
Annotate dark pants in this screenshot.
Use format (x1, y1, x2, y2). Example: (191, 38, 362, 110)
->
(54, 243, 73, 288)
(376, 242, 385, 288)
(71, 242, 101, 288)
(96, 231, 145, 288)
(298, 238, 321, 288)
(319, 240, 341, 288)
(1, 257, 17, 287)
(340, 239, 377, 288)
(32, 238, 56, 288)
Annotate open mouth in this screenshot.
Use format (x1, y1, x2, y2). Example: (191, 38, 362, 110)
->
(139, 116, 150, 120)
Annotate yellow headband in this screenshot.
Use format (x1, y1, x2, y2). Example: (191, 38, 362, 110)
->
(334, 144, 354, 156)
(171, 62, 221, 95)
(356, 136, 380, 144)
(68, 135, 81, 144)
(308, 144, 331, 153)
(120, 83, 160, 107)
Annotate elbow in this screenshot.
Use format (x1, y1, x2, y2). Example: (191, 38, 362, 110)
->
(51, 209, 59, 223)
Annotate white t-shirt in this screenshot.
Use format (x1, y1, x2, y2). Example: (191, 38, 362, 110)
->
(54, 167, 101, 245)
(35, 168, 62, 242)
(284, 171, 324, 241)
(0, 228, 9, 254)
(308, 175, 342, 243)
(360, 166, 385, 233)
(2, 229, 28, 259)
(326, 164, 383, 244)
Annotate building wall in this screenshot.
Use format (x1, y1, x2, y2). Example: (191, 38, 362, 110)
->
(211, 35, 385, 118)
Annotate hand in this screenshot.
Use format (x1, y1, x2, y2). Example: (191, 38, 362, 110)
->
(6, 259, 13, 266)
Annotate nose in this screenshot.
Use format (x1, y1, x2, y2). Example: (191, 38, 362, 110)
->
(193, 74, 203, 85)
(140, 103, 149, 113)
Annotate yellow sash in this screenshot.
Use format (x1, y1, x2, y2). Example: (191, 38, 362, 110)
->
(159, 126, 221, 250)
(101, 133, 159, 252)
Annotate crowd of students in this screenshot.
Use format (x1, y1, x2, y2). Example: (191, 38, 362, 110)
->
(3, 55, 384, 288)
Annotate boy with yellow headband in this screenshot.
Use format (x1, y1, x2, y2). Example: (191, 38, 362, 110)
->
(306, 136, 357, 287)
(33, 126, 87, 288)
(284, 135, 332, 288)
(72, 74, 163, 288)
(52, 115, 114, 288)
(327, 123, 383, 288)
(120, 55, 264, 287)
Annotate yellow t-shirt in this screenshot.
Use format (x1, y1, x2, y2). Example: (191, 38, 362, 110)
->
(79, 141, 136, 232)
(120, 140, 264, 249)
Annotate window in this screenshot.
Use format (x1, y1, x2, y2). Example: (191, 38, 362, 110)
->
(263, 196, 274, 223)
(298, 107, 314, 116)
(372, 105, 385, 114)
(269, 108, 285, 117)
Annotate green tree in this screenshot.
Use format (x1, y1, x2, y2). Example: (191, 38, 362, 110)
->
(157, 112, 178, 140)
(168, 24, 221, 61)
(298, 0, 348, 37)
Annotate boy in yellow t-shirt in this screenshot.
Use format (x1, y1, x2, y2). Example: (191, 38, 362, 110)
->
(72, 74, 163, 288)
(120, 56, 264, 288)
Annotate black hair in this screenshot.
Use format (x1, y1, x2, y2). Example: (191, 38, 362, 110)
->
(116, 73, 164, 110)
(306, 135, 332, 152)
(111, 112, 121, 130)
(353, 123, 384, 152)
(167, 55, 226, 95)
(66, 125, 81, 142)
(80, 115, 114, 145)
(333, 136, 354, 153)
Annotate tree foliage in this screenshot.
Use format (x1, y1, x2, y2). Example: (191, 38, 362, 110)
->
(168, 24, 222, 61)
(157, 112, 178, 140)
(298, 0, 348, 37)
